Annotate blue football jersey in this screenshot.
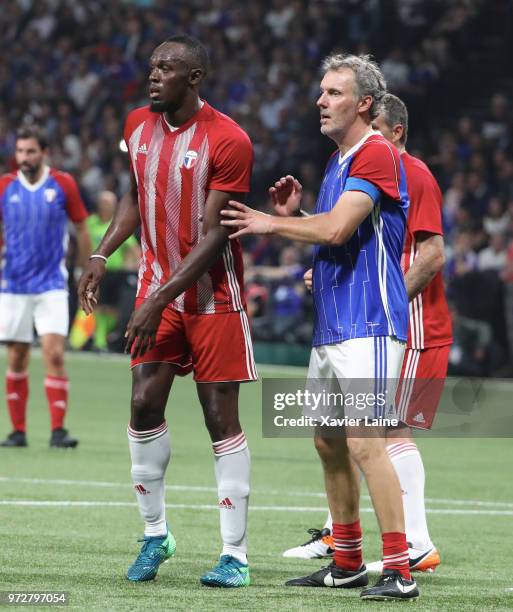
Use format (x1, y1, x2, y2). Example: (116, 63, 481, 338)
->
(312, 133, 409, 347)
(0, 166, 88, 294)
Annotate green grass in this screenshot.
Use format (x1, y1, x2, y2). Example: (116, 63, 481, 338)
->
(0, 351, 512, 610)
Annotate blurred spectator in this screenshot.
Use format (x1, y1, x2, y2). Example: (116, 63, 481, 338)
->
(477, 234, 507, 272)
(482, 93, 509, 143)
(442, 171, 465, 234)
(461, 171, 491, 219)
(68, 59, 100, 111)
(79, 155, 104, 206)
(264, 0, 297, 38)
(483, 198, 510, 236)
(446, 231, 477, 280)
(381, 48, 410, 92)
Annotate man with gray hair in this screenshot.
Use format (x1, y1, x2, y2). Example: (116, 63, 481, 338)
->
(221, 55, 419, 600)
(286, 93, 451, 577)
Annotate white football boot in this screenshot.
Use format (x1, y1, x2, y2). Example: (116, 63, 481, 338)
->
(283, 528, 335, 559)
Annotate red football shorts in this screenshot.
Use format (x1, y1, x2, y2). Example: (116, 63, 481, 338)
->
(395, 345, 451, 430)
(130, 300, 258, 383)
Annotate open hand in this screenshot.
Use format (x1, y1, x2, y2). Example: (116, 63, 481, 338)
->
(269, 175, 302, 217)
(220, 200, 274, 239)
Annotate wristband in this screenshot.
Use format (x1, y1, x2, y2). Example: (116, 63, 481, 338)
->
(89, 254, 107, 263)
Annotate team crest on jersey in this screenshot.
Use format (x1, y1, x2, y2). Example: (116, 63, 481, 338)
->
(44, 188, 57, 203)
(9, 194, 20, 204)
(183, 150, 198, 169)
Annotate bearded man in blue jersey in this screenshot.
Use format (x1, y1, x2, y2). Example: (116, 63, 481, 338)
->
(221, 54, 419, 602)
(0, 126, 91, 448)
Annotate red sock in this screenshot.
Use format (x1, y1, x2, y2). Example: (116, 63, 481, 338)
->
(382, 532, 411, 579)
(332, 520, 363, 571)
(44, 376, 69, 431)
(6, 371, 29, 432)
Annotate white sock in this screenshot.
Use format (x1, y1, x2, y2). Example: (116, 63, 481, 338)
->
(387, 441, 432, 550)
(213, 432, 250, 564)
(128, 421, 170, 537)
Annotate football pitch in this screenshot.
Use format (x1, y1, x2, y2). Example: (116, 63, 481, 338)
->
(1, 351, 512, 611)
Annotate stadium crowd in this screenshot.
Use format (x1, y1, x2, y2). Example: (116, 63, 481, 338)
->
(0, 0, 512, 375)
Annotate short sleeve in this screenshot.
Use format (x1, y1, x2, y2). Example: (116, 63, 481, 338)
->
(123, 108, 145, 146)
(54, 172, 89, 222)
(209, 129, 253, 193)
(407, 167, 443, 236)
(347, 139, 402, 202)
(123, 107, 149, 174)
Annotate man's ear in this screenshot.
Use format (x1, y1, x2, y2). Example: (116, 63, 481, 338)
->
(358, 95, 373, 115)
(189, 68, 203, 85)
(393, 124, 405, 144)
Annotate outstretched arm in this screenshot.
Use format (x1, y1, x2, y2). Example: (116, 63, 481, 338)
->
(221, 190, 373, 246)
(124, 189, 244, 358)
(77, 174, 140, 314)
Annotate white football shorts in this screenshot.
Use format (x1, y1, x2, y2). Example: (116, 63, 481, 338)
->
(306, 336, 406, 421)
(0, 290, 69, 343)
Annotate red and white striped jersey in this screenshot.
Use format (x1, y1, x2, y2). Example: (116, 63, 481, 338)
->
(401, 152, 453, 349)
(124, 101, 253, 313)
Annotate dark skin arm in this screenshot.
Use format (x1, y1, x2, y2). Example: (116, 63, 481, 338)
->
(125, 189, 244, 358)
(77, 174, 140, 314)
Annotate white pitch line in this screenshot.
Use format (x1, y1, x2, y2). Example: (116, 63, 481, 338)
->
(424, 497, 513, 508)
(1, 500, 513, 515)
(1, 476, 512, 509)
(0, 477, 216, 493)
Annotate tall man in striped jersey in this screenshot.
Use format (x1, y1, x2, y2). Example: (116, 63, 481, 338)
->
(0, 126, 90, 448)
(222, 55, 419, 601)
(78, 35, 256, 587)
(283, 95, 452, 573)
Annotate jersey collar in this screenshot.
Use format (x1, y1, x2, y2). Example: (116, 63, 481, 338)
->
(17, 165, 50, 191)
(338, 129, 381, 165)
(161, 99, 210, 135)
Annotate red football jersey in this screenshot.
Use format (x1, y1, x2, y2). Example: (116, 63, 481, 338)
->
(401, 152, 452, 349)
(124, 102, 253, 313)
(348, 133, 404, 202)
